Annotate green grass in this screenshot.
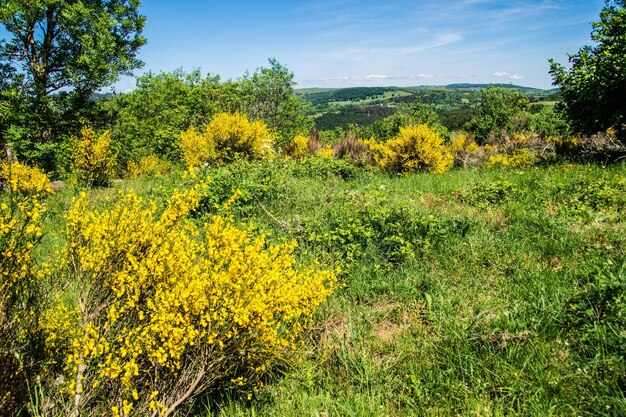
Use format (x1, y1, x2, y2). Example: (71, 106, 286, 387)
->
(40, 161, 626, 416)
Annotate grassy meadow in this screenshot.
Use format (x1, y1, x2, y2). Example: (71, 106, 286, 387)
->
(37, 159, 626, 416)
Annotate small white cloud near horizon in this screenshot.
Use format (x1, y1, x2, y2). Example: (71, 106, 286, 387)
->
(364, 74, 388, 80)
(494, 71, 524, 80)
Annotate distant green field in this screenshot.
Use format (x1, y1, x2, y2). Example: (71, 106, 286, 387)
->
(296, 84, 560, 132)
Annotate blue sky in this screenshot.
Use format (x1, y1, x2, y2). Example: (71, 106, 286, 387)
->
(128, 0, 604, 90)
(4, 0, 607, 90)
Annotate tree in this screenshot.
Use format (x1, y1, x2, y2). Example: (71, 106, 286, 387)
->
(550, 0, 626, 143)
(103, 69, 227, 166)
(1, 0, 145, 100)
(0, 0, 146, 170)
(241, 58, 313, 145)
(465, 87, 529, 143)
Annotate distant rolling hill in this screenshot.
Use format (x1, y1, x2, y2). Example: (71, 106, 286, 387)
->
(295, 84, 560, 131)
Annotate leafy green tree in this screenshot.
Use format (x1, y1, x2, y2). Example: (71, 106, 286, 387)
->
(528, 108, 571, 139)
(1, 0, 145, 100)
(465, 87, 529, 143)
(241, 58, 313, 145)
(549, 0, 626, 143)
(0, 0, 146, 170)
(104, 62, 313, 168)
(102, 70, 229, 166)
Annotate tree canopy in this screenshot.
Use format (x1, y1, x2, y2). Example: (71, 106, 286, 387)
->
(0, 0, 145, 172)
(550, 0, 626, 142)
(464, 87, 529, 143)
(0, 0, 146, 99)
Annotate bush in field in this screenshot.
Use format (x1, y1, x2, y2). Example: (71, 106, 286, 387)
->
(127, 154, 173, 178)
(528, 108, 571, 139)
(180, 112, 275, 168)
(71, 126, 117, 187)
(180, 125, 215, 169)
(464, 87, 530, 143)
(550, 135, 580, 156)
(282, 134, 309, 160)
(449, 132, 482, 168)
(303, 192, 468, 266)
(291, 157, 364, 181)
(457, 180, 516, 207)
(365, 124, 453, 174)
(333, 132, 372, 163)
(0, 162, 51, 415)
(282, 131, 334, 160)
(486, 148, 536, 169)
(44, 183, 335, 416)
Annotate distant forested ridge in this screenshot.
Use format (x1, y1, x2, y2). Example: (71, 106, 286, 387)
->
(297, 84, 558, 131)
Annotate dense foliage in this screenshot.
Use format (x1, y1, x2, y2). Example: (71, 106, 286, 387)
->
(181, 112, 275, 168)
(0, 161, 51, 415)
(0, 0, 145, 172)
(365, 124, 453, 174)
(104, 61, 311, 168)
(71, 126, 117, 187)
(49, 184, 335, 416)
(550, 0, 626, 143)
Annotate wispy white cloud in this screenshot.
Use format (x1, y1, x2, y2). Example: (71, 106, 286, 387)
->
(304, 32, 464, 62)
(397, 33, 463, 54)
(494, 71, 524, 80)
(302, 73, 434, 85)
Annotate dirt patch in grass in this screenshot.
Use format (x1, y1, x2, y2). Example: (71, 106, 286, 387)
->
(375, 319, 405, 343)
(319, 314, 351, 349)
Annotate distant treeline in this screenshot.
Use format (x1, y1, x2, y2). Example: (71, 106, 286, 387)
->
(314, 106, 397, 130)
(299, 87, 396, 105)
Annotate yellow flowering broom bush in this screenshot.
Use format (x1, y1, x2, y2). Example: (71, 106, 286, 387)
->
(365, 124, 453, 174)
(449, 132, 482, 168)
(0, 162, 51, 414)
(71, 126, 117, 187)
(181, 112, 275, 169)
(486, 148, 536, 169)
(49, 182, 335, 416)
(127, 154, 173, 178)
(282, 134, 309, 160)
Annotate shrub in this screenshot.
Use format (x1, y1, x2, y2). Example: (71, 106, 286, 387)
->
(46, 184, 335, 416)
(127, 154, 173, 178)
(0, 160, 52, 194)
(282, 134, 309, 160)
(194, 160, 290, 218)
(180, 126, 215, 169)
(291, 157, 364, 181)
(457, 180, 516, 207)
(555, 177, 626, 221)
(365, 124, 453, 174)
(449, 132, 482, 168)
(303, 191, 468, 266)
(0, 161, 51, 415)
(333, 132, 372, 163)
(317, 145, 334, 159)
(485, 148, 536, 169)
(550, 136, 580, 156)
(180, 112, 275, 168)
(71, 126, 117, 187)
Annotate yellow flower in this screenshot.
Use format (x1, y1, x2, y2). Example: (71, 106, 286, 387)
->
(366, 124, 453, 174)
(180, 112, 275, 168)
